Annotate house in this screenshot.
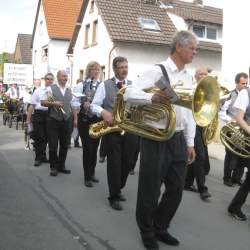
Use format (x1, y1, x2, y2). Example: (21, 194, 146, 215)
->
(67, 0, 223, 84)
(31, 0, 82, 83)
(13, 34, 32, 64)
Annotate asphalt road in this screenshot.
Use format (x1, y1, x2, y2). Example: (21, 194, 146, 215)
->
(0, 119, 249, 250)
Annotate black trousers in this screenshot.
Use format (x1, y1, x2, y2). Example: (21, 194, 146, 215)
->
(185, 126, 209, 193)
(106, 132, 139, 201)
(229, 166, 250, 210)
(78, 115, 100, 181)
(46, 117, 71, 170)
(136, 132, 187, 235)
(224, 148, 244, 182)
(99, 135, 107, 158)
(33, 110, 48, 161)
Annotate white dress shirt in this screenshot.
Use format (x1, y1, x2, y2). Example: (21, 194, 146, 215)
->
(123, 58, 196, 146)
(233, 88, 249, 112)
(31, 86, 49, 111)
(6, 87, 18, 99)
(91, 78, 129, 116)
(41, 83, 71, 102)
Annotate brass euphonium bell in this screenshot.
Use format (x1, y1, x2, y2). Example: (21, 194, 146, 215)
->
(89, 76, 220, 141)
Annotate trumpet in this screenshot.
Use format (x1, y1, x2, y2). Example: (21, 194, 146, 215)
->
(47, 94, 66, 115)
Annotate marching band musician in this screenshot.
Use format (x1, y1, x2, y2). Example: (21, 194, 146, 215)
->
(41, 70, 73, 177)
(123, 30, 197, 249)
(90, 56, 139, 211)
(184, 66, 212, 201)
(26, 73, 54, 166)
(72, 61, 102, 188)
(219, 72, 248, 187)
(227, 73, 250, 221)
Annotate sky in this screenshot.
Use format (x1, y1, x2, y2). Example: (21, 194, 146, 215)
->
(0, 0, 224, 54)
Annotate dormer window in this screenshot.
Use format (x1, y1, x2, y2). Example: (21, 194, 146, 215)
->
(138, 17, 161, 32)
(193, 24, 217, 40)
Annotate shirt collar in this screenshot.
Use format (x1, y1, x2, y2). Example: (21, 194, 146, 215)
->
(56, 82, 70, 89)
(115, 77, 128, 85)
(165, 57, 187, 74)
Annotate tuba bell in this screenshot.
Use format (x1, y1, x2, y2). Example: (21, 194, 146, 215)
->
(220, 121, 250, 158)
(89, 76, 220, 141)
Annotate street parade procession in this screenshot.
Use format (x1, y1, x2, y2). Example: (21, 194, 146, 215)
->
(0, 1, 249, 250)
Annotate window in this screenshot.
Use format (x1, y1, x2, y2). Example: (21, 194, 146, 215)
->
(92, 20, 98, 45)
(138, 17, 161, 32)
(39, 21, 43, 36)
(84, 24, 90, 48)
(42, 47, 48, 61)
(193, 25, 217, 40)
(89, 0, 94, 13)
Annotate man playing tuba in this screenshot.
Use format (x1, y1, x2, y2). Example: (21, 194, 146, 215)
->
(123, 30, 197, 250)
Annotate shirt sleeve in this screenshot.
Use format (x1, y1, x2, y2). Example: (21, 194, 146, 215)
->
(71, 83, 83, 109)
(233, 89, 249, 112)
(90, 82, 105, 116)
(30, 89, 39, 105)
(219, 99, 232, 122)
(123, 66, 161, 104)
(40, 87, 52, 101)
(183, 108, 196, 147)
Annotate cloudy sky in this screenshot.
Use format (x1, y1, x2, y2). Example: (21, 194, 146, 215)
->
(0, 0, 224, 53)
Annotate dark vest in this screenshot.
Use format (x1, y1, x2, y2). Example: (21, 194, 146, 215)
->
(103, 78, 132, 113)
(244, 88, 250, 124)
(49, 84, 72, 121)
(227, 89, 238, 118)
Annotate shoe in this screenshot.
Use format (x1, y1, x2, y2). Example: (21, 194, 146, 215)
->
(34, 160, 42, 167)
(74, 143, 81, 148)
(91, 176, 99, 183)
(99, 156, 105, 163)
(85, 180, 94, 187)
(223, 180, 234, 187)
(200, 191, 211, 200)
(118, 193, 126, 202)
(228, 206, 247, 221)
(129, 169, 135, 175)
(50, 168, 58, 176)
(58, 168, 71, 174)
(110, 200, 123, 211)
(141, 233, 159, 250)
(42, 158, 49, 163)
(184, 185, 198, 193)
(232, 180, 243, 186)
(155, 231, 180, 246)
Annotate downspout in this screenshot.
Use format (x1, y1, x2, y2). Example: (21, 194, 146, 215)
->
(67, 54, 73, 87)
(108, 44, 117, 79)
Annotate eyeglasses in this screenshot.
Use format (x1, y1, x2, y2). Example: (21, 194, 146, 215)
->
(46, 78, 54, 80)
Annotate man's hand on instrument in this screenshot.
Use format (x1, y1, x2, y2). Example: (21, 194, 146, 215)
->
(53, 101, 63, 108)
(187, 146, 196, 165)
(151, 90, 170, 104)
(101, 110, 114, 125)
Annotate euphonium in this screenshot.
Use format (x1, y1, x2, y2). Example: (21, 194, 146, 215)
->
(202, 85, 230, 145)
(220, 121, 250, 158)
(89, 76, 220, 141)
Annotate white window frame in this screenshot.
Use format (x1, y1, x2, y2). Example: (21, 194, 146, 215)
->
(192, 24, 217, 41)
(138, 17, 161, 32)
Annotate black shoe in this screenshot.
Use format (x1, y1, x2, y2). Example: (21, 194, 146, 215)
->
(34, 160, 42, 167)
(85, 180, 94, 187)
(91, 176, 99, 183)
(99, 156, 105, 163)
(141, 233, 159, 250)
(184, 185, 198, 193)
(110, 200, 123, 211)
(50, 168, 58, 176)
(118, 193, 126, 202)
(232, 180, 243, 186)
(155, 231, 180, 246)
(42, 158, 49, 163)
(223, 180, 234, 187)
(228, 207, 247, 221)
(200, 191, 211, 200)
(58, 168, 71, 174)
(74, 143, 81, 148)
(129, 169, 135, 175)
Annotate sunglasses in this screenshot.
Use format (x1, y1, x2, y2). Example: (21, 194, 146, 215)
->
(46, 78, 54, 80)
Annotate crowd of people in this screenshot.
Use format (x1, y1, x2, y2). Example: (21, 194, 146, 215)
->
(2, 30, 249, 250)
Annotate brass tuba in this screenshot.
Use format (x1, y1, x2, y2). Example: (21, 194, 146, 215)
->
(89, 76, 220, 141)
(220, 121, 250, 158)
